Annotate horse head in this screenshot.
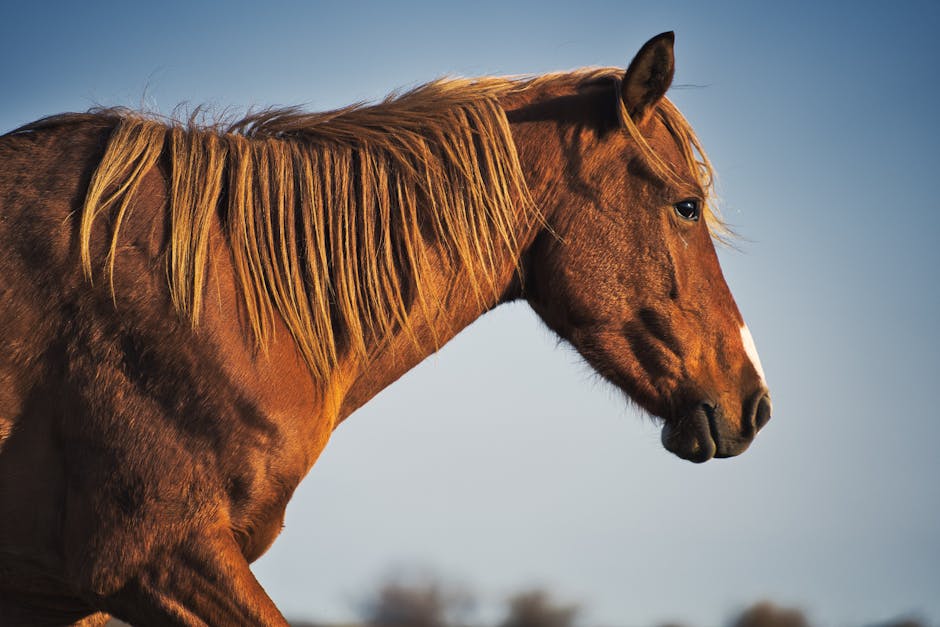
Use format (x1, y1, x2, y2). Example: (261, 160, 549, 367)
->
(511, 33, 771, 462)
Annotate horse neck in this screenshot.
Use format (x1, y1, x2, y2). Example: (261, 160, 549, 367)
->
(332, 87, 563, 424)
(333, 235, 526, 423)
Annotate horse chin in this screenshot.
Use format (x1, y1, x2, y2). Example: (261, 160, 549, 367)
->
(660, 404, 754, 463)
(661, 414, 717, 463)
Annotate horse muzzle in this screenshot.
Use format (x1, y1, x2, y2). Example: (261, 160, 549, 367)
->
(661, 389, 772, 463)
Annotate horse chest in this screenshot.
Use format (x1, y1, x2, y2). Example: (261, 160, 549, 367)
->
(221, 409, 333, 562)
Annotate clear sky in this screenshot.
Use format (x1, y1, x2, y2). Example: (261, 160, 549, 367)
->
(2, 1, 939, 625)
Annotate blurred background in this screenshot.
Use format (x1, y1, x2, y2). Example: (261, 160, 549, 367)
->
(3, 1, 938, 625)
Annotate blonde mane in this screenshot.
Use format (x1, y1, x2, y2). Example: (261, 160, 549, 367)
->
(67, 68, 719, 380)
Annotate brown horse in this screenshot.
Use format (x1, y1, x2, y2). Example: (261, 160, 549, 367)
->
(0, 32, 770, 625)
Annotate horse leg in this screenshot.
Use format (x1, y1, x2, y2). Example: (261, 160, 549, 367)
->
(100, 531, 288, 627)
(0, 593, 108, 627)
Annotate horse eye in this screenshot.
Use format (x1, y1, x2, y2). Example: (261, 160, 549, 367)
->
(673, 199, 700, 222)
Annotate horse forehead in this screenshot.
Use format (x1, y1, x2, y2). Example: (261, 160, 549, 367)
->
(642, 114, 686, 165)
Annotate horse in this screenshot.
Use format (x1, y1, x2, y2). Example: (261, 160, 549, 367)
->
(0, 32, 770, 625)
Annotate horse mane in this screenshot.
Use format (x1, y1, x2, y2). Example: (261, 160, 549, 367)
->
(8, 68, 720, 380)
(83, 77, 539, 381)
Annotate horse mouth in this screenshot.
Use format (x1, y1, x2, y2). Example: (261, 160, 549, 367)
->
(660, 403, 752, 463)
(661, 407, 716, 463)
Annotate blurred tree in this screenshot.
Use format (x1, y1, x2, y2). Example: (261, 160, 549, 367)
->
(863, 619, 928, 627)
(498, 589, 579, 627)
(105, 582, 930, 627)
(732, 602, 810, 627)
(360, 577, 475, 627)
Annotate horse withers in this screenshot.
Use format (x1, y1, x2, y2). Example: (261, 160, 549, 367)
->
(0, 32, 769, 625)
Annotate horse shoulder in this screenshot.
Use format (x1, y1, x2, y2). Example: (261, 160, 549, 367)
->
(0, 119, 337, 603)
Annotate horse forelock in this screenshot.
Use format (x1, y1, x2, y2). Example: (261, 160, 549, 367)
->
(610, 85, 728, 241)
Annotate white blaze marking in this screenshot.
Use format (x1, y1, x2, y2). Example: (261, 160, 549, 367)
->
(740, 324, 766, 383)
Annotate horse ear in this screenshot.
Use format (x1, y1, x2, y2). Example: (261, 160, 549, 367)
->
(622, 31, 675, 124)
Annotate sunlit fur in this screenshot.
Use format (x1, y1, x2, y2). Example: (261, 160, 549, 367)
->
(15, 68, 721, 381)
(0, 35, 770, 623)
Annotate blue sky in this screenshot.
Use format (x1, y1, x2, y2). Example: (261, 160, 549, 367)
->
(3, 1, 939, 625)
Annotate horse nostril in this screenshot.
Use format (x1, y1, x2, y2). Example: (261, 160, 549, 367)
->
(753, 393, 772, 431)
